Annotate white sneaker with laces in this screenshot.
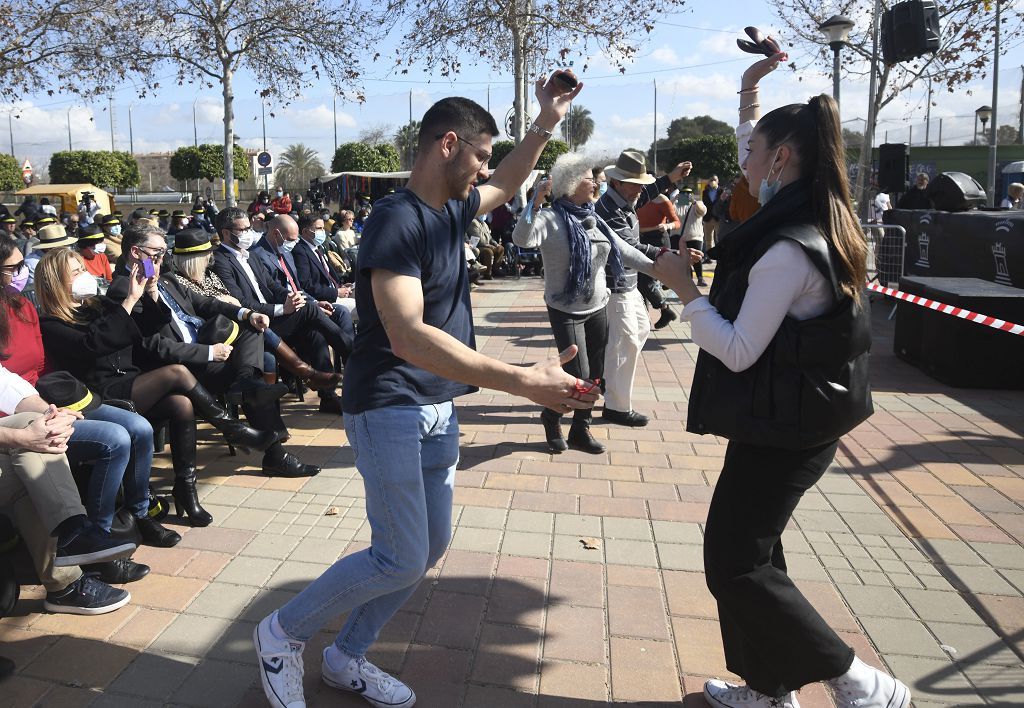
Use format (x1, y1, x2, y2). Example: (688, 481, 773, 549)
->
(827, 658, 911, 708)
(322, 647, 416, 707)
(253, 612, 306, 708)
(704, 679, 801, 708)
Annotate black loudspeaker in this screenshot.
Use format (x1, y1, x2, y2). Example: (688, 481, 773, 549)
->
(895, 277, 1024, 388)
(881, 0, 941, 65)
(878, 143, 909, 194)
(926, 172, 988, 212)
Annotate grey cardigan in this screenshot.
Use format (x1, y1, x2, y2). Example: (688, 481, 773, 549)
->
(512, 207, 655, 315)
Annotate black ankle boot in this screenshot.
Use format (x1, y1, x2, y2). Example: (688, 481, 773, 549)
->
(184, 383, 280, 453)
(654, 306, 678, 330)
(540, 408, 568, 453)
(169, 420, 213, 527)
(567, 412, 606, 454)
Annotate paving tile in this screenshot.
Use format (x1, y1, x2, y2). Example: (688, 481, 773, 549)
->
(215, 555, 282, 586)
(608, 585, 669, 640)
(549, 561, 603, 608)
(169, 657, 258, 707)
(127, 574, 207, 612)
(149, 614, 234, 658)
(506, 509, 555, 533)
(883, 654, 980, 705)
(21, 636, 139, 689)
(544, 604, 605, 663)
(501, 530, 552, 558)
(898, 588, 985, 625)
(539, 659, 609, 702)
(416, 590, 486, 649)
(858, 617, 946, 658)
(106, 652, 198, 700)
(663, 570, 718, 620)
(610, 637, 681, 701)
(471, 623, 541, 691)
(925, 621, 1021, 666)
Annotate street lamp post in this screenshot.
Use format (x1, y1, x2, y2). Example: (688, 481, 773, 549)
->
(818, 15, 856, 105)
(192, 98, 199, 147)
(128, 103, 135, 155)
(977, 105, 992, 145)
(67, 107, 73, 150)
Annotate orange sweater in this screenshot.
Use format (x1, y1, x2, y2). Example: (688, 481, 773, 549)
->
(637, 197, 681, 230)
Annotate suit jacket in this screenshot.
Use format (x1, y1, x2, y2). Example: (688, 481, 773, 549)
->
(211, 243, 289, 316)
(248, 236, 324, 302)
(292, 238, 342, 302)
(109, 274, 242, 367)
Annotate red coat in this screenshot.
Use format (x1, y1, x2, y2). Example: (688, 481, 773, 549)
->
(271, 195, 292, 214)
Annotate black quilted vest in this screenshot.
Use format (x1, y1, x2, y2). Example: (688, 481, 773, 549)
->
(686, 180, 874, 449)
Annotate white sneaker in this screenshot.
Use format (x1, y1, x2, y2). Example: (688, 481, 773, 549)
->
(828, 658, 911, 708)
(704, 679, 801, 708)
(321, 648, 416, 707)
(253, 612, 306, 708)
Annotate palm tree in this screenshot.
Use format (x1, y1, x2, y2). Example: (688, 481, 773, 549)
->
(561, 105, 595, 150)
(275, 144, 325, 193)
(393, 121, 421, 170)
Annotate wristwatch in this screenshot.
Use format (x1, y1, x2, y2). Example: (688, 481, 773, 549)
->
(527, 123, 554, 141)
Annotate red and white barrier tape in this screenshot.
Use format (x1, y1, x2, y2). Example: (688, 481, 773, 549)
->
(866, 281, 1024, 336)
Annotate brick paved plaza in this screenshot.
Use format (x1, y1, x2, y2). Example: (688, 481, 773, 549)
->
(1, 275, 1023, 707)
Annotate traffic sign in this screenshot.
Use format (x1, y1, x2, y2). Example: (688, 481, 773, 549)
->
(257, 151, 272, 167)
(22, 159, 32, 185)
(504, 109, 531, 139)
(257, 166, 272, 176)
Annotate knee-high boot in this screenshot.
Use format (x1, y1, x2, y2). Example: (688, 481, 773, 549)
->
(271, 340, 341, 392)
(567, 409, 606, 454)
(183, 383, 280, 453)
(169, 420, 213, 527)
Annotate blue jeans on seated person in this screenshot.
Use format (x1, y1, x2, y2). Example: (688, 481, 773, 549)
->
(66, 404, 154, 531)
(277, 401, 458, 657)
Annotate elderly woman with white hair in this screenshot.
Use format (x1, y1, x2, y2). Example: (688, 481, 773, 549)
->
(512, 152, 659, 454)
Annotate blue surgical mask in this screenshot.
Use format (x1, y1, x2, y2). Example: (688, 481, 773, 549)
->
(313, 229, 327, 247)
(598, 182, 608, 196)
(757, 147, 784, 206)
(281, 238, 297, 252)
(110, 225, 121, 236)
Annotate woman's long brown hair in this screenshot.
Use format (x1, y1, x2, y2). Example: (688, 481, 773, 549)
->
(754, 94, 868, 301)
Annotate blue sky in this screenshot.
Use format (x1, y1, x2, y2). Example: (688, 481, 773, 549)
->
(8, 1, 1022, 180)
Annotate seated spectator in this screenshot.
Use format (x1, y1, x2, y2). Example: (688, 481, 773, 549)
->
(0, 216, 17, 244)
(39, 197, 58, 217)
(167, 210, 190, 236)
(26, 223, 77, 287)
(99, 215, 123, 262)
(170, 229, 341, 392)
(60, 212, 80, 240)
(271, 189, 292, 215)
(330, 210, 360, 274)
(14, 220, 33, 256)
(353, 208, 369, 233)
(0, 363, 135, 615)
(76, 224, 113, 283)
(292, 213, 356, 313)
(33, 249, 279, 527)
(468, 216, 505, 279)
(248, 190, 271, 216)
(115, 225, 318, 479)
(215, 208, 350, 414)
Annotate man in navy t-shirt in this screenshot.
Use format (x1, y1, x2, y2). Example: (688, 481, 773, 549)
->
(256, 75, 598, 708)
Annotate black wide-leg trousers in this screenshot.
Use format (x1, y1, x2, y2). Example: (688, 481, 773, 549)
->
(703, 439, 855, 697)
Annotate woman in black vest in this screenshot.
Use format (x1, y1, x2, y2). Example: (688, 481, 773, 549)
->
(654, 95, 909, 708)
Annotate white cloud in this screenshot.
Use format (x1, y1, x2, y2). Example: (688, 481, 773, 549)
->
(282, 104, 357, 131)
(650, 46, 681, 66)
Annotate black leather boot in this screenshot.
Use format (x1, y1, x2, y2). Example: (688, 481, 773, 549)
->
(184, 383, 280, 453)
(135, 516, 181, 547)
(169, 420, 213, 527)
(541, 408, 568, 453)
(567, 410, 606, 454)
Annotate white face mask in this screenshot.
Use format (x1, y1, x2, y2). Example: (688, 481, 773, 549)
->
(93, 242, 106, 254)
(236, 229, 257, 251)
(757, 147, 785, 206)
(71, 271, 98, 300)
(281, 238, 297, 252)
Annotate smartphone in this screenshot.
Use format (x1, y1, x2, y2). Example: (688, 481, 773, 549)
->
(141, 257, 156, 278)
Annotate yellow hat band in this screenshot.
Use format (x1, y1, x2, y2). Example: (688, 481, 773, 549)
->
(174, 242, 212, 254)
(65, 390, 94, 412)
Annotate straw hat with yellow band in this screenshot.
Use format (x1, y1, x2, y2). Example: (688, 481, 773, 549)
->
(172, 228, 213, 255)
(197, 314, 240, 347)
(36, 372, 103, 414)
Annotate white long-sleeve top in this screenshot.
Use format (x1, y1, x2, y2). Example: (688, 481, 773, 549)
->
(0, 362, 36, 416)
(682, 240, 834, 372)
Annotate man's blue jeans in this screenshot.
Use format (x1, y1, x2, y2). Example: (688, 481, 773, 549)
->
(278, 401, 458, 657)
(66, 404, 154, 531)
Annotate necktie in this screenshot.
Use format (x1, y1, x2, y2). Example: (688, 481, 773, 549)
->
(278, 254, 300, 293)
(317, 247, 338, 288)
(158, 283, 204, 338)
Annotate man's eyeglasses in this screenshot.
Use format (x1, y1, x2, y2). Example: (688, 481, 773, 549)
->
(139, 246, 167, 259)
(0, 261, 26, 276)
(435, 133, 492, 166)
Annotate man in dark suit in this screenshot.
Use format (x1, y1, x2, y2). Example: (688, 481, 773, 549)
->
(291, 213, 350, 303)
(249, 214, 355, 341)
(113, 225, 319, 477)
(210, 207, 349, 414)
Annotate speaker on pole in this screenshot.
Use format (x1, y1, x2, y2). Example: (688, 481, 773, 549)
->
(878, 143, 909, 194)
(881, 0, 941, 65)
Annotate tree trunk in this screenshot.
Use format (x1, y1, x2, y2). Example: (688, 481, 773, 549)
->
(222, 63, 236, 208)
